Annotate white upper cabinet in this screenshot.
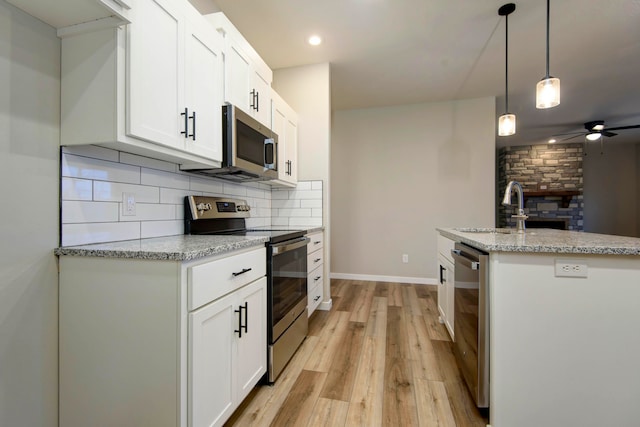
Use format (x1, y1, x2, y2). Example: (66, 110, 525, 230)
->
(205, 12, 273, 128)
(128, 0, 223, 161)
(6, 0, 131, 37)
(61, 0, 224, 166)
(270, 90, 298, 187)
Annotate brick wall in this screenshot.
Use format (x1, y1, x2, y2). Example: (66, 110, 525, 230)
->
(497, 143, 584, 230)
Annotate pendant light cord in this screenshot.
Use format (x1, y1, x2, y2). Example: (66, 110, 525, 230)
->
(505, 12, 509, 113)
(545, 0, 550, 78)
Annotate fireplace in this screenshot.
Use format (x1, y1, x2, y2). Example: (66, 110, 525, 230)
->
(526, 218, 568, 230)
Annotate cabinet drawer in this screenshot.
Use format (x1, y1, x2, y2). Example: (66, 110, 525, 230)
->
(308, 280, 323, 316)
(307, 265, 323, 291)
(307, 249, 324, 272)
(438, 234, 456, 263)
(307, 232, 324, 254)
(188, 247, 266, 310)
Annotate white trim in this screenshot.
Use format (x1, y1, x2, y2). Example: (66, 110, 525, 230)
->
(330, 272, 436, 285)
(317, 299, 332, 311)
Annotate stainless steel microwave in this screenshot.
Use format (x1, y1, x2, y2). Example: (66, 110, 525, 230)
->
(183, 104, 278, 182)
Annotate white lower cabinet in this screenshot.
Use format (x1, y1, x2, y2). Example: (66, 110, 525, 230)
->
(189, 277, 266, 427)
(437, 234, 456, 339)
(59, 246, 267, 427)
(306, 231, 325, 316)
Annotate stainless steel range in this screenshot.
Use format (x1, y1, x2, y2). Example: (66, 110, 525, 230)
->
(185, 196, 309, 383)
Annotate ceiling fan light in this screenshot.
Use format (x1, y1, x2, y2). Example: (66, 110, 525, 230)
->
(498, 113, 516, 136)
(586, 132, 602, 141)
(592, 124, 604, 131)
(536, 77, 560, 109)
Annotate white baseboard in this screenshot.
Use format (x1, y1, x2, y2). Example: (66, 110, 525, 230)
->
(330, 272, 437, 285)
(317, 299, 332, 311)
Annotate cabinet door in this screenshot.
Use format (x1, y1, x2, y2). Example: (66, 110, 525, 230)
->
(184, 16, 223, 161)
(444, 257, 455, 338)
(224, 40, 251, 112)
(235, 277, 267, 403)
(437, 254, 447, 322)
(189, 292, 236, 427)
(127, 0, 185, 149)
(251, 69, 271, 126)
(271, 99, 287, 179)
(285, 116, 298, 182)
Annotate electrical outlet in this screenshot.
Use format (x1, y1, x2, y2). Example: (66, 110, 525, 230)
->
(554, 259, 588, 278)
(122, 193, 136, 216)
(402, 254, 409, 263)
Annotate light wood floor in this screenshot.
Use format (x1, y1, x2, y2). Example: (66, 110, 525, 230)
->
(225, 279, 489, 427)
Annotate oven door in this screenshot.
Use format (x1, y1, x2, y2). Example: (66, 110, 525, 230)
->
(269, 236, 309, 341)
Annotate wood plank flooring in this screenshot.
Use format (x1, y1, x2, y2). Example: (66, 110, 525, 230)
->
(225, 279, 489, 427)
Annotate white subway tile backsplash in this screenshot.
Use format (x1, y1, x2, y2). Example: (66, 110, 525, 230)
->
(272, 199, 301, 209)
(222, 182, 248, 197)
(94, 181, 160, 203)
(60, 147, 274, 245)
(300, 199, 322, 208)
(141, 220, 183, 239)
(120, 152, 177, 173)
(62, 154, 140, 184)
(118, 203, 176, 222)
(295, 181, 312, 190)
(61, 177, 92, 201)
(271, 190, 289, 200)
(289, 190, 322, 200)
(277, 208, 312, 217)
(289, 217, 322, 227)
(141, 167, 190, 190)
(160, 188, 192, 205)
(271, 180, 323, 228)
(62, 222, 141, 246)
(190, 176, 224, 193)
(62, 201, 119, 224)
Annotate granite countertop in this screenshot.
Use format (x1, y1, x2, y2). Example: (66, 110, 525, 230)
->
(437, 227, 640, 256)
(54, 235, 270, 261)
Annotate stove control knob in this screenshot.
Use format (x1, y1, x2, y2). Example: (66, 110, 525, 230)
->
(196, 202, 212, 212)
(237, 205, 250, 212)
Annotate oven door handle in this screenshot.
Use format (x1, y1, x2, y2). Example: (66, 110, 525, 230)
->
(451, 249, 480, 270)
(272, 237, 310, 255)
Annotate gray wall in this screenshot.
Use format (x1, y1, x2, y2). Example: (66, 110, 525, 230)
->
(331, 97, 495, 281)
(583, 142, 639, 237)
(0, 2, 60, 426)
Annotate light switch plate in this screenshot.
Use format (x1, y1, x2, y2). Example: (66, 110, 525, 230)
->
(555, 259, 588, 278)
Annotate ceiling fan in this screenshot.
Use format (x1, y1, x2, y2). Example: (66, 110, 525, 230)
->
(551, 120, 640, 142)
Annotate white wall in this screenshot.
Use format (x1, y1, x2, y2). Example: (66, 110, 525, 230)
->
(331, 97, 495, 282)
(272, 63, 332, 307)
(0, 2, 59, 425)
(583, 142, 639, 237)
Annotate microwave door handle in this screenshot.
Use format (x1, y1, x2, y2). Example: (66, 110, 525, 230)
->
(264, 138, 276, 170)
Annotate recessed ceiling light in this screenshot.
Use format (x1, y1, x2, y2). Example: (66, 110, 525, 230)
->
(308, 35, 322, 46)
(548, 138, 556, 143)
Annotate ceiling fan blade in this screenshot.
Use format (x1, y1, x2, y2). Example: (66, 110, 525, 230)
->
(560, 134, 585, 142)
(552, 131, 585, 137)
(602, 131, 617, 137)
(604, 124, 640, 132)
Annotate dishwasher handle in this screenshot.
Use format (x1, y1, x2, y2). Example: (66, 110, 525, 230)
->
(451, 249, 480, 270)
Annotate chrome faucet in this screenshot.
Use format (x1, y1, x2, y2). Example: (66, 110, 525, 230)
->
(502, 180, 528, 233)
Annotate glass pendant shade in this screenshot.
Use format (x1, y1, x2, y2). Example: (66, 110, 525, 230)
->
(536, 77, 560, 109)
(498, 113, 516, 136)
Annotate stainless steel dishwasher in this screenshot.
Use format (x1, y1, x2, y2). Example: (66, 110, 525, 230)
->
(451, 242, 490, 408)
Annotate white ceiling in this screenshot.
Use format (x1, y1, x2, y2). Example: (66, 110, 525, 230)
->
(192, 0, 640, 147)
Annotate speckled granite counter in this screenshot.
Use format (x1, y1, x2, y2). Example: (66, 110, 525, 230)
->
(437, 227, 640, 255)
(54, 235, 269, 261)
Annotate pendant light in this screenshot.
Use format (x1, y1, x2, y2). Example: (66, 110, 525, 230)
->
(536, 0, 560, 108)
(498, 3, 516, 136)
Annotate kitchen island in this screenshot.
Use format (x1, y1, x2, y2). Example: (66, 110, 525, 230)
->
(437, 228, 640, 427)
